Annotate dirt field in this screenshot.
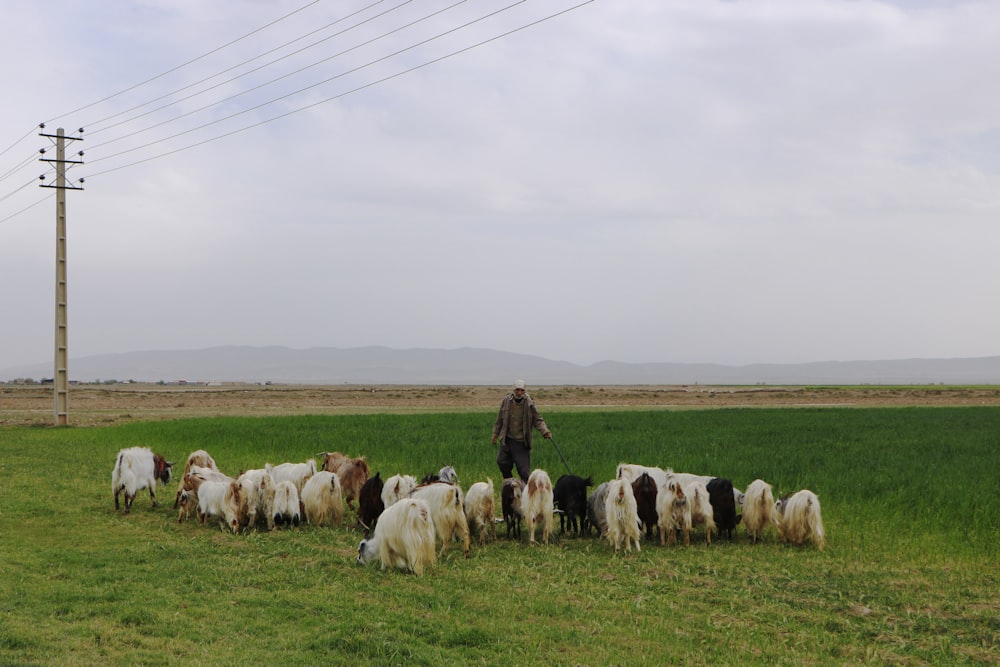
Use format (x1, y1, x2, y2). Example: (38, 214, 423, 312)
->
(3, 383, 1000, 427)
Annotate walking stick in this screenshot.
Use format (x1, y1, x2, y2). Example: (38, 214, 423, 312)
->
(547, 435, 573, 476)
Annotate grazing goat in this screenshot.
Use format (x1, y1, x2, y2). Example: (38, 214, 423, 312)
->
(464, 479, 496, 546)
(174, 449, 219, 509)
(520, 469, 554, 546)
(301, 471, 344, 527)
(112, 447, 173, 514)
(656, 479, 691, 546)
(192, 479, 236, 530)
(616, 463, 669, 488)
(706, 477, 741, 540)
(176, 465, 232, 523)
(631, 472, 659, 540)
(775, 489, 825, 550)
(234, 469, 276, 532)
(743, 479, 779, 544)
(501, 478, 525, 539)
(265, 459, 316, 496)
(685, 480, 716, 545)
(586, 482, 611, 537)
(382, 474, 418, 509)
(321, 453, 370, 509)
(357, 498, 436, 576)
(272, 480, 302, 528)
(604, 478, 641, 553)
(357, 472, 385, 533)
(553, 475, 592, 536)
(410, 482, 471, 557)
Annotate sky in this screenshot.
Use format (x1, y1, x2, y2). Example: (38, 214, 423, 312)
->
(1, 0, 999, 371)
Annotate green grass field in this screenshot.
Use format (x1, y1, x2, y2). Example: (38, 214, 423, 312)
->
(1, 407, 997, 665)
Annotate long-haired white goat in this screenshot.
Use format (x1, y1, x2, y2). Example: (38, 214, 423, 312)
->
(357, 498, 437, 576)
(776, 489, 825, 550)
(743, 479, 779, 544)
(520, 469, 554, 546)
(604, 478, 641, 553)
(464, 479, 496, 546)
(656, 479, 691, 546)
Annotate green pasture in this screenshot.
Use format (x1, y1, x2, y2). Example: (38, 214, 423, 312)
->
(0, 407, 997, 666)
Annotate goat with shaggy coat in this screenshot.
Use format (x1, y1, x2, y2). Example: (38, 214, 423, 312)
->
(743, 479, 779, 544)
(501, 478, 525, 539)
(381, 474, 418, 509)
(265, 459, 316, 496)
(410, 482, 470, 557)
(553, 474, 592, 536)
(776, 489, 825, 549)
(587, 482, 611, 537)
(604, 478, 642, 553)
(176, 465, 232, 523)
(656, 479, 691, 546)
(357, 472, 385, 533)
(706, 477, 741, 540)
(685, 480, 716, 545)
(234, 469, 276, 532)
(321, 452, 370, 509)
(464, 479, 496, 546)
(301, 470, 344, 527)
(112, 447, 174, 514)
(357, 498, 437, 576)
(174, 449, 219, 509)
(520, 469, 554, 546)
(272, 480, 302, 528)
(631, 472, 659, 540)
(616, 463, 669, 488)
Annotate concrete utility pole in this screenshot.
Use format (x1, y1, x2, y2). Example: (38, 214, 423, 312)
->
(39, 126, 83, 426)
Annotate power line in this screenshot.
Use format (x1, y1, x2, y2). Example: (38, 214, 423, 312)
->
(45, 0, 323, 124)
(87, 0, 596, 179)
(87, 0, 423, 140)
(84, 0, 393, 134)
(0, 125, 40, 159)
(87, 0, 470, 153)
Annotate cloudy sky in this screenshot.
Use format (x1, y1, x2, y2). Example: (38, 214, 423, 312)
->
(1, 0, 998, 372)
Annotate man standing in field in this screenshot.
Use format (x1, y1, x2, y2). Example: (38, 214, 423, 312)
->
(491, 380, 552, 482)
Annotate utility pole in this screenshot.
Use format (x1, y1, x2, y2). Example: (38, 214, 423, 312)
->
(39, 126, 84, 426)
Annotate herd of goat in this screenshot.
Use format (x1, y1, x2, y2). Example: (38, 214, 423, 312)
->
(111, 446, 826, 576)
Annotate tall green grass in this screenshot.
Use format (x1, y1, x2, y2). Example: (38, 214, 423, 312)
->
(1, 408, 997, 666)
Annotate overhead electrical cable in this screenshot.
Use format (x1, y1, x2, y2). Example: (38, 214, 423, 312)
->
(85, 0, 392, 133)
(85, 0, 596, 179)
(45, 0, 322, 124)
(88, 0, 469, 152)
(88, 0, 425, 140)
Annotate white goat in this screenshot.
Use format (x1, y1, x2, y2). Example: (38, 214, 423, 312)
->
(463, 479, 496, 546)
(656, 479, 691, 546)
(112, 447, 174, 514)
(265, 459, 316, 495)
(235, 468, 276, 532)
(410, 482, 471, 557)
(272, 480, 302, 528)
(743, 479, 779, 544)
(381, 474, 418, 509)
(616, 463, 670, 488)
(174, 449, 219, 509)
(587, 482, 611, 538)
(685, 480, 716, 546)
(301, 471, 344, 527)
(357, 498, 437, 576)
(776, 489, 825, 550)
(604, 478, 641, 553)
(520, 469, 554, 546)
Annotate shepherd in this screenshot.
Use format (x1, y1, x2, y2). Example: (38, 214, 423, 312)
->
(490, 380, 553, 482)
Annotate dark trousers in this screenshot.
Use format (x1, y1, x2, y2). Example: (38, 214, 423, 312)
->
(497, 436, 530, 482)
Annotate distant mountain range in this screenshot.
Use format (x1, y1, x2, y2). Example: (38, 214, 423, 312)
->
(3, 345, 1000, 385)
